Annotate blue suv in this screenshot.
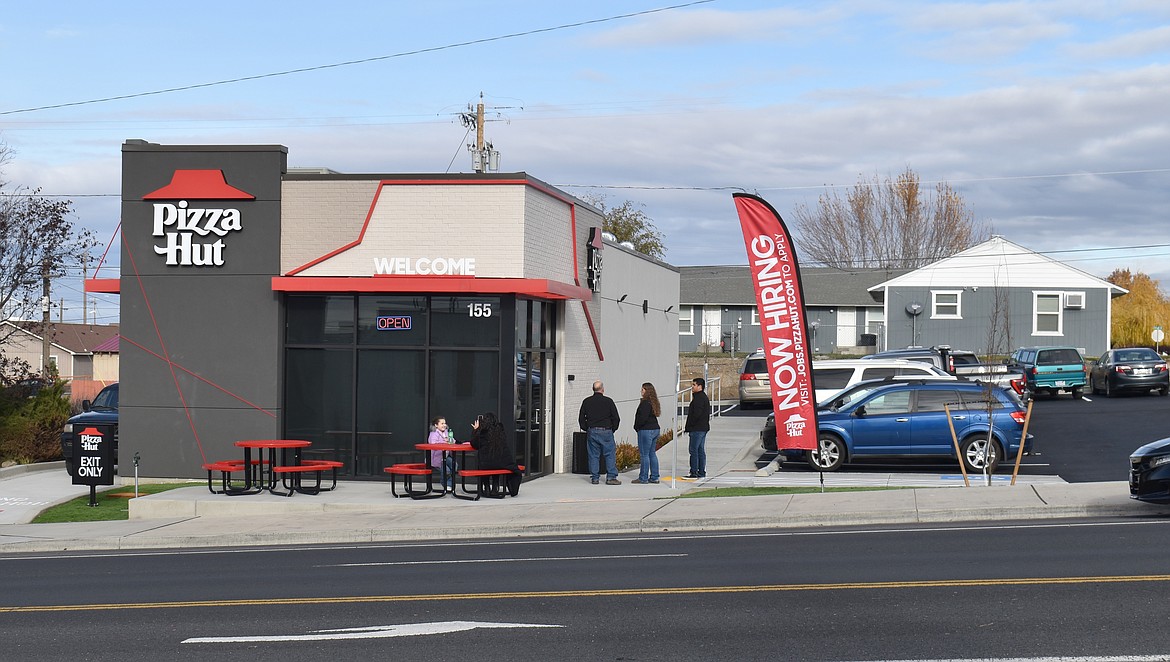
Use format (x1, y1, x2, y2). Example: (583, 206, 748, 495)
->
(780, 380, 1032, 473)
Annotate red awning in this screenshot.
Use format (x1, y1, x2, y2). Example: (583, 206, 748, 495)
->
(271, 276, 592, 300)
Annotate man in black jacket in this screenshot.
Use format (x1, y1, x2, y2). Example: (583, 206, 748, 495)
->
(578, 380, 621, 485)
(684, 377, 710, 478)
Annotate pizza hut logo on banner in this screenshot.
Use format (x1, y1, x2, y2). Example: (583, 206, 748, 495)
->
(143, 169, 255, 267)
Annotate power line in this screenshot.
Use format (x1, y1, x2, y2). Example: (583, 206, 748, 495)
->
(557, 167, 1170, 192)
(0, 1, 716, 116)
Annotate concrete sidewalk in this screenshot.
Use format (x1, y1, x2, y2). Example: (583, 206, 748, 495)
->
(2, 411, 1167, 553)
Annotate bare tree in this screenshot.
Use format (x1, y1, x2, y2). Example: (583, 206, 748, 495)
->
(582, 193, 667, 260)
(793, 167, 991, 268)
(0, 142, 93, 383)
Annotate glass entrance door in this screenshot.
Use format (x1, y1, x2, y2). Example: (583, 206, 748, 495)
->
(514, 300, 556, 477)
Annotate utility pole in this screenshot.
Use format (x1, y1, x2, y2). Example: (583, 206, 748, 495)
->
(82, 254, 88, 325)
(41, 258, 51, 379)
(461, 92, 501, 173)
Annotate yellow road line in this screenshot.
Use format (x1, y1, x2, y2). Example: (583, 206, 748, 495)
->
(4, 574, 1169, 613)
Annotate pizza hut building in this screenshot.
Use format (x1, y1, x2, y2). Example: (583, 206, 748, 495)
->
(90, 141, 679, 481)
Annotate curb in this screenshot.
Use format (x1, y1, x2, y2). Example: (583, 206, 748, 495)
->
(3, 499, 1167, 554)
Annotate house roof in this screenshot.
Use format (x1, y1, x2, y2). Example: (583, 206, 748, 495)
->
(868, 236, 1128, 295)
(6, 321, 120, 355)
(680, 265, 911, 307)
(91, 335, 119, 353)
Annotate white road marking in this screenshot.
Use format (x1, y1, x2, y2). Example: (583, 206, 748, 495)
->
(182, 620, 561, 644)
(326, 553, 687, 567)
(844, 657, 1170, 662)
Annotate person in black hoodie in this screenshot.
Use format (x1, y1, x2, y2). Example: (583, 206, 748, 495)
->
(632, 382, 662, 484)
(469, 412, 521, 497)
(684, 377, 710, 479)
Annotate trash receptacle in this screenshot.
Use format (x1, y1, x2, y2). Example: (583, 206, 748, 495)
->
(572, 432, 590, 474)
(859, 333, 877, 346)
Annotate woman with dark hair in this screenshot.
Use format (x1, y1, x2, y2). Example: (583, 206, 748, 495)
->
(632, 382, 662, 484)
(469, 411, 522, 497)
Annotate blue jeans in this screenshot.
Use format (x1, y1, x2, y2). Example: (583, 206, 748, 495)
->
(637, 428, 660, 482)
(587, 428, 618, 480)
(688, 430, 707, 477)
(432, 455, 457, 489)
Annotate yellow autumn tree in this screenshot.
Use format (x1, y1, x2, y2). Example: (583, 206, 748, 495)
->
(1107, 269, 1170, 348)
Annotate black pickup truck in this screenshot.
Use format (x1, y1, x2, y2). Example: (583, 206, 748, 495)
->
(60, 383, 118, 475)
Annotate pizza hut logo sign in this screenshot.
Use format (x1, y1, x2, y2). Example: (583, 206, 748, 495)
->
(143, 170, 255, 267)
(587, 227, 604, 293)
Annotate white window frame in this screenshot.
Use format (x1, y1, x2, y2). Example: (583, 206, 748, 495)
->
(1033, 291, 1064, 336)
(750, 308, 760, 326)
(930, 290, 962, 319)
(678, 305, 694, 335)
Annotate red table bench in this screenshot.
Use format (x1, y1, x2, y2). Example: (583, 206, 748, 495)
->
(271, 459, 344, 496)
(201, 460, 264, 495)
(384, 463, 443, 499)
(454, 465, 525, 501)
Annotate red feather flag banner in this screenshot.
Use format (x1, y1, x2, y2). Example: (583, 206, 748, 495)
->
(733, 193, 818, 451)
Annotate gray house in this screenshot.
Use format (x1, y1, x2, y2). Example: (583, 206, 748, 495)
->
(868, 236, 1126, 357)
(678, 265, 908, 356)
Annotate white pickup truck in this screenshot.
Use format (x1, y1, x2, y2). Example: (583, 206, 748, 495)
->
(862, 346, 1025, 394)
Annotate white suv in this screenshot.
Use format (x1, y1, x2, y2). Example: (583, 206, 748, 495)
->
(740, 355, 953, 407)
(811, 359, 953, 403)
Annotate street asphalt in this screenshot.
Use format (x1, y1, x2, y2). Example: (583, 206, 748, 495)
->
(2, 411, 1167, 554)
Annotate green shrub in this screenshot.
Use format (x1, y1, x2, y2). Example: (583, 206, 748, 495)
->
(656, 428, 673, 450)
(0, 381, 71, 464)
(615, 442, 639, 471)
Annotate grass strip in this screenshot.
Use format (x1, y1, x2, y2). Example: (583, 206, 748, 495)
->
(31, 483, 201, 523)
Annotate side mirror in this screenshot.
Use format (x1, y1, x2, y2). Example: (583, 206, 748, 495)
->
(81, 399, 93, 412)
(854, 405, 866, 417)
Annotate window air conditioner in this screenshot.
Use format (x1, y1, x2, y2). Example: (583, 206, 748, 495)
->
(1063, 292, 1085, 309)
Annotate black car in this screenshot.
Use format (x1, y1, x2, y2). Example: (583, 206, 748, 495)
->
(1089, 348, 1169, 397)
(60, 383, 118, 475)
(1130, 437, 1170, 503)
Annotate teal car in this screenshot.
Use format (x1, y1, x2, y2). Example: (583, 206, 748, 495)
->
(1010, 346, 1087, 399)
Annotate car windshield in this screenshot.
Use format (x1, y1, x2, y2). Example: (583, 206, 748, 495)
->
(819, 380, 894, 410)
(742, 358, 767, 375)
(91, 386, 118, 410)
(1115, 349, 1161, 362)
(1037, 349, 1082, 365)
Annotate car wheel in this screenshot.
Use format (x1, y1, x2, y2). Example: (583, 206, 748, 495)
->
(1161, 386, 1169, 397)
(1090, 376, 1100, 395)
(1071, 386, 1083, 399)
(960, 436, 1000, 474)
(1104, 379, 1113, 398)
(806, 434, 845, 472)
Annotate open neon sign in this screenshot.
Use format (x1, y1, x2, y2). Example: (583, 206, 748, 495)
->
(377, 315, 412, 330)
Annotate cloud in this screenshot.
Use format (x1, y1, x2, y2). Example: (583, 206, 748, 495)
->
(583, 6, 842, 48)
(1069, 25, 1170, 59)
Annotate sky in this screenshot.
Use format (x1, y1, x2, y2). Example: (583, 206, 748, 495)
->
(2, 0, 1169, 326)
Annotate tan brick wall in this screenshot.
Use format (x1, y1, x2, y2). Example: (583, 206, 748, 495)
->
(280, 180, 380, 274)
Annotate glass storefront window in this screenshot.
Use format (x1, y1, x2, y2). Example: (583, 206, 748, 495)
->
(285, 348, 354, 465)
(358, 295, 428, 346)
(287, 295, 354, 344)
(357, 349, 426, 467)
(431, 296, 501, 347)
(430, 350, 500, 441)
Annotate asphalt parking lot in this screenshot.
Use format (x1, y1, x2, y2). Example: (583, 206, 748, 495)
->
(732, 388, 1170, 483)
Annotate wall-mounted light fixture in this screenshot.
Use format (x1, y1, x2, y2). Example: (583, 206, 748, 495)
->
(665, 305, 674, 313)
(642, 300, 649, 314)
(618, 294, 628, 303)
